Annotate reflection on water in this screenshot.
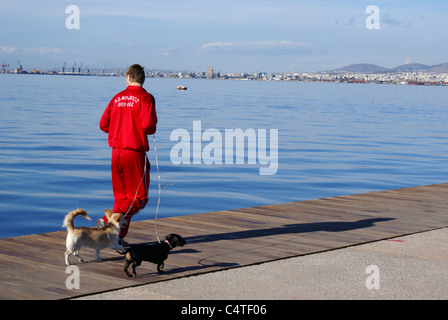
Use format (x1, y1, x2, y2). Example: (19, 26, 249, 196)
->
(0, 74, 447, 237)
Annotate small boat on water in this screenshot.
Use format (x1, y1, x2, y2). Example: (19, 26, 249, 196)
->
(177, 85, 187, 90)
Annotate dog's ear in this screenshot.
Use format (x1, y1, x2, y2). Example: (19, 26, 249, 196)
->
(104, 209, 112, 219)
(166, 233, 179, 247)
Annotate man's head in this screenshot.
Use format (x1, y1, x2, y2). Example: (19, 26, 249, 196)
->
(126, 64, 145, 86)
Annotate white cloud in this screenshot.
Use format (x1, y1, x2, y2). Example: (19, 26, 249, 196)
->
(200, 40, 311, 55)
(0, 46, 17, 53)
(201, 42, 235, 50)
(0, 46, 63, 56)
(37, 47, 63, 55)
(381, 14, 411, 28)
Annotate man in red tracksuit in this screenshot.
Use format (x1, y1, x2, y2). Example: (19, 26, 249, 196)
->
(98, 64, 157, 245)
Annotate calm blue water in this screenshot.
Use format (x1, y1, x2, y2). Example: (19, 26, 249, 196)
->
(0, 74, 447, 238)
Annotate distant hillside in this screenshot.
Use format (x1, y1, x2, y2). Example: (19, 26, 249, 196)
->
(330, 61, 448, 73)
(332, 63, 389, 73)
(427, 62, 448, 72)
(392, 63, 429, 72)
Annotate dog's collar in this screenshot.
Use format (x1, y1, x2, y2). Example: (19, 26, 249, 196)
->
(164, 240, 172, 249)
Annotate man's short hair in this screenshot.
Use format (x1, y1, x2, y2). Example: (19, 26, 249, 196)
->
(126, 64, 145, 85)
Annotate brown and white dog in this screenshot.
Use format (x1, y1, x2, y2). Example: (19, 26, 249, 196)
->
(63, 208, 124, 265)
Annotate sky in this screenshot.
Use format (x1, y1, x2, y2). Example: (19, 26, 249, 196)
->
(0, 0, 447, 73)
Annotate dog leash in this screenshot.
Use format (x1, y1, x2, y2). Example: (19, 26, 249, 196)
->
(152, 134, 162, 244)
(122, 152, 147, 218)
(121, 134, 161, 244)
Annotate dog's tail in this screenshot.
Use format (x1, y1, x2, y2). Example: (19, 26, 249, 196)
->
(62, 208, 91, 231)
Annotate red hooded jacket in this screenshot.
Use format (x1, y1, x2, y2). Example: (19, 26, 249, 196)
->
(100, 86, 157, 151)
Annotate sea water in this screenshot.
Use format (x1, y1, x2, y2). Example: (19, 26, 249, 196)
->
(0, 73, 447, 238)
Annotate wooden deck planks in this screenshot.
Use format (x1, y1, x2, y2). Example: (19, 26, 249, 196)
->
(0, 183, 447, 299)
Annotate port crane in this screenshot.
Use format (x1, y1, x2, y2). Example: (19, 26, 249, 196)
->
(1, 60, 10, 73)
(16, 60, 23, 73)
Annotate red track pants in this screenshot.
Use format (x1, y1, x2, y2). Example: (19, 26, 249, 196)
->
(102, 148, 150, 238)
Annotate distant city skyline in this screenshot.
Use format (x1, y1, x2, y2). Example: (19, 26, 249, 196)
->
(1, 1, 447, 73)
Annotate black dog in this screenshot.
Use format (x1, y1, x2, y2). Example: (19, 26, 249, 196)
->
(124, 233, 186, 278)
